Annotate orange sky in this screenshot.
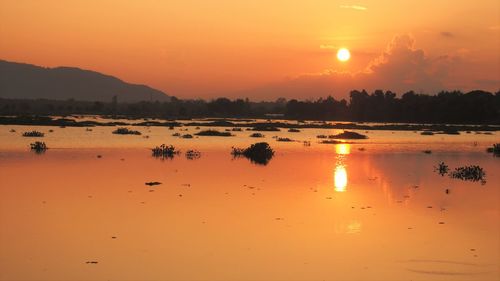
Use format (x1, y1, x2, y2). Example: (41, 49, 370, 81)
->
(1, 0, 499, 100)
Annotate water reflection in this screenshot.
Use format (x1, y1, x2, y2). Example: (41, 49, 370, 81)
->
(334, 144, 350, 192)
(334, 165, 347, 192)
(335, 143, 350, 155)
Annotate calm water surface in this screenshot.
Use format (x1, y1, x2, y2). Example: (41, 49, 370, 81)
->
(0, 125, 498, 281)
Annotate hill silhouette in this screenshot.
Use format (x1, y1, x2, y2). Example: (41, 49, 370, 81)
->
(0, 60, 170, 102)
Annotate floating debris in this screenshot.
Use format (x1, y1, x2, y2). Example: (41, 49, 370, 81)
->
(182, 134, 193, 139)
(358, 147, 366, 151)
(232, 127, 242, 131)
(9, 129, 16, 132)
(172, 132, 181, 137)
(151, 144, 179, 158)
(421, 131, 434, 136)
(145, 181, 162, 186)
(195, 130, 233, 137)
(112, 127, 141, 135)
(303, 141, 311, 146)
(317, 135, 328, 139)
(276, 137, 293, 142)
(185, 149, 201, 160)
(288, 128, 301, 132)
(22, 130, 44, 137)
(86, 261, 98, 264)
(422, 150, 432, 154)
(231, 142, 275, 165)
(30, 141, 47, 153)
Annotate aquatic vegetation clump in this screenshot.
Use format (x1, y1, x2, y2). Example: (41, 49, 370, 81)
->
(450, 165, 486, 184)
(434, 162, 449, 176)
(195, 130, 233, 137)
(185, 149, 201, 160)
(319, 140, 342, 144)
(30, 141, 47, 153)
(112, 127, 141, 135)
(440, 129, 460, 135)
(329, 131, 367, 139)
(22, 130, 44, 137)
(249, 133, 265, 138)
(231, 142, 275, 165)
(151, 144, 179, 158)
(276, 137, 293, 142)
(288, 128, 301, 132)
(486, 143, 500, 157)
(251, 126, 280, 132)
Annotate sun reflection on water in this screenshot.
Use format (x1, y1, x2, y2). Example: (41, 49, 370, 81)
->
(334, 165, 348, 192)
(334, 144, 350, 192)
(335, 143, 351, 155)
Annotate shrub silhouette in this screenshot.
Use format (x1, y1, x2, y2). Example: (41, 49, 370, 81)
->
(112, 127, 141, 135)
(151, 144, 179, 158)
(330, 131, 367, 139)
(30, 141, 47, 153)
(22, 130, 44, 137)
(249, 133, 265, 138)
(232, 142, 275, 165)
(486, 143, 500, 157)
(195, 130, 233, 136)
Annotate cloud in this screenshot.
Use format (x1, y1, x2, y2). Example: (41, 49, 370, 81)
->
(240, 34, 481, 100)
(339, 5, 367, 11)
(440, 31, 454, 38)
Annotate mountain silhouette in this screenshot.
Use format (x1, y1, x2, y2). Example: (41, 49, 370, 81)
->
(0, 60, 170, 102)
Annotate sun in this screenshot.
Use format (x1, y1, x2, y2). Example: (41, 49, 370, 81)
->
(337, 48, 351, 62)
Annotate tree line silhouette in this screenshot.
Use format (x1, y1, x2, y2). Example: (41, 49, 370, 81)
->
(1, 89, 498, 124)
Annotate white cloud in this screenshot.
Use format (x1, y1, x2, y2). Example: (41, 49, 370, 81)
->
(339, 5, 367, 11)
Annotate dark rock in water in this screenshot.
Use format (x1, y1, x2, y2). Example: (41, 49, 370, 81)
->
(231, 142, 275, 165)
(423, 150, 432, 154)
(181, 134, 193, 139)
(145, 181, 162, 186)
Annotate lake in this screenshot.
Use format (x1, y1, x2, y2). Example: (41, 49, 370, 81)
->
(0, 123, 498, 281)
